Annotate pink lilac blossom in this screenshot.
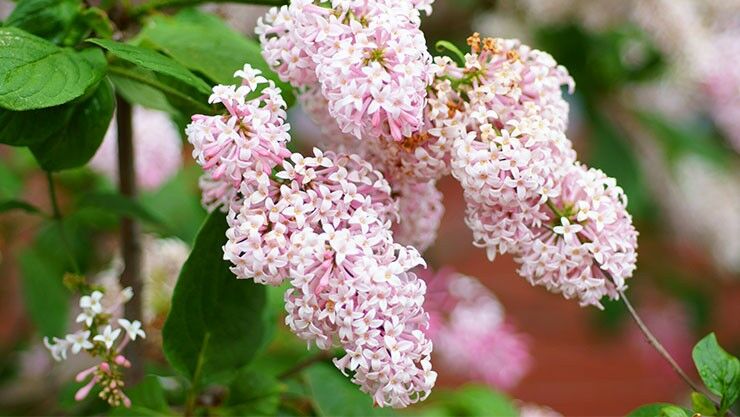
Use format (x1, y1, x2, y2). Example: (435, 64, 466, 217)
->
(442, 37, 577, 258)
(185, 64, 291, 211)
(43, 287, 145, 407)
(91, 106, 182, 190)
(258, 0, 433, 141)
(422, 269, 531, 390)
(515, 164, 638, 308)
(702, 30, 740, 152)
(304, 72, 465, 185)
(393, 181, 444, 253)
(628, 302, 694, 376)
(187, 64, 436, 408)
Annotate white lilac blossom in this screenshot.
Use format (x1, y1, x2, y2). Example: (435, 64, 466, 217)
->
(422, 269, 531, 390)
(94, 235, 190, 347)
(186, 64, 436, 408)
(91, 106, 182, 191)
(258, 0, 433, 141)
(43, 286, 145, 407)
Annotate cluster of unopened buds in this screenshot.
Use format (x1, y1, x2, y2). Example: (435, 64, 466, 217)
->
(43, 287, 146, 407)
(184, 0, 640, 408)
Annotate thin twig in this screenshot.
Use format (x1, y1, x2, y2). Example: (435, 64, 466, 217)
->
(619, 290, 703, 392)
(116, 95, 145, 383)
(278, 351, 333, 380)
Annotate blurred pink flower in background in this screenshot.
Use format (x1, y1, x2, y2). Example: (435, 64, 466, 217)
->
(90, 106, 182, 190)
(628, 301, 694, 376)
(422, 268, 531, 390)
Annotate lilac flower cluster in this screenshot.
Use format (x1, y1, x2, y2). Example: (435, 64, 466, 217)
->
(443, 34, 638, 308)
(257, 0, 432, 141)
(43, 287, 145, 407)
(186, 65, 436, 408)
(262, 1, 639, 308)
(186, 3, 642, 406)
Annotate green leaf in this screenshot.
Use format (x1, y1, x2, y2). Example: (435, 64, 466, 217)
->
(433, 385, 518, 417)
(110, 375, 174, 416)
(109, 72, 179, 115)
(162, 212, 267, 385)
(78, 7, 114, 40)
(77, 191, 168, 229)
(691, 392, 718, 416)
(304, 364, 391, 417)
(30, 78, 115, 171)
(88, 38, 212, 95)
(0, 28, 106, 110)
(0, 105, 75, 146)
(5, 0, 82, 43)
(692, 333, 740, 412)
(660, 405, 690, 417)
(108, 64, 213, 115)
(627, 403, 680, 417)
(222, 370, 285, 416)
(0, 199, 43, 215)
(137, 8, 294, 105)
(19, 247, 69, 337)
(140, 164, 206, 244)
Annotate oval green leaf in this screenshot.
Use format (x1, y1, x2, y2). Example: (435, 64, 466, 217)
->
(162, 212, 267, 385)
(0, 28, 106, 111)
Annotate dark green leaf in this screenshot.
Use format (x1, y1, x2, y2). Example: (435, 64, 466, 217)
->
(5, 0, 82, 43)
(88, 38, 211, 95)
(627, 404, 680, 417)
(30, 78, 115, 171)
(691, 392, 718, 416)
(0, 199, 43, 215)
(0, 105, 74, 146)
(222, 370, 285, 416)
(110, 375, 174, 416)
(19, 247, 69, 337)
(0, 28, 106, 110)
(138, 8, 294, 105)
(304, 364, 390, 417)
(693, 333, 740, 412)
(77, 191, 167, 228)
(162, 212, 267, 384)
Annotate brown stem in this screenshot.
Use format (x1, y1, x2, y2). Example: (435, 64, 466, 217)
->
(116, 95, 144, 383)
(278, 351, 333, 380)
